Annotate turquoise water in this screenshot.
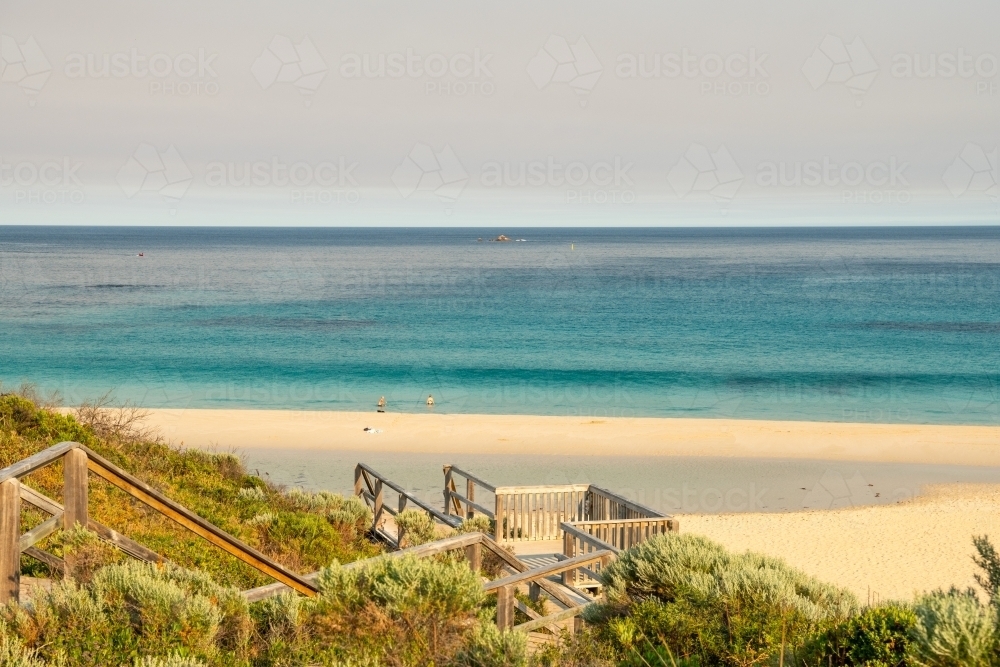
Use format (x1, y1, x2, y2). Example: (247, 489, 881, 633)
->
(1, 226, 998, 424)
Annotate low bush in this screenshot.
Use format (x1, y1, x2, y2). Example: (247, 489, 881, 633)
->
(394, 509, 438, 548)
(47, 525, 124, 583)
(254, 554, 487, 665)
(1, 561, 252, 666)
(800, 602, 916, 666)
(451, 623, 528, 667)
(588, 533, 858, 666)
(908, 588, 995, 667)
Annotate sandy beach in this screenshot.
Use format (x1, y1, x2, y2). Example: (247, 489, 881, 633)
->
(142, 409, 1000, 467)
(682, 484, 1000, 602)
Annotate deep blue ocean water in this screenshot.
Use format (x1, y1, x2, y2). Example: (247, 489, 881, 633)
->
(1, 226, 998, 424)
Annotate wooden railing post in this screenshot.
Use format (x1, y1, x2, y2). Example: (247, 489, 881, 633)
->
(496, 584, 514, 629)
(443, 465, 453, 517)
(63, 449, 89, 531)
(353, 465, 363, 498)
(562, 531, 577, 587)
(0, 479, 20, 603)
(465, 541, 481, 572)
(669, 518, 680, 533)
(372, 479, 384, 533)
(494, 493, 503, 542)
(466, 478, 475, 519)
(396, 495, 409, 547)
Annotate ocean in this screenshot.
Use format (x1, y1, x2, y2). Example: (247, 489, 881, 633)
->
(1, 226, 998, 424)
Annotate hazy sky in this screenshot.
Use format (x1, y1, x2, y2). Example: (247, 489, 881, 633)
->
(2, 0, 998, 225)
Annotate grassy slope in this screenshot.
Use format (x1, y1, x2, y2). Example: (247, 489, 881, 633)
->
(0, 393, 380, 589)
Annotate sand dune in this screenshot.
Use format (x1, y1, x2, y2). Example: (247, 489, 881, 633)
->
(141, 409, 1000, 467)
(682, 484, 1000, 602)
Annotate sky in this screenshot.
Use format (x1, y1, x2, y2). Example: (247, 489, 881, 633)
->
(1, 0, 999, 226)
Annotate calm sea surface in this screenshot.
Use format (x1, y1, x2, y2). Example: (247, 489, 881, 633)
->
(1, 226, 999, 424)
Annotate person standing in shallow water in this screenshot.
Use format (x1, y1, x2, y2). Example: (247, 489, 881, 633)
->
(426, 394, 434, 407)
(377, 396, 386, 412)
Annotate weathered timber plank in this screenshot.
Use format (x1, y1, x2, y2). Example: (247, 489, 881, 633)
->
(483, 550, 613, 592)
(445, 465, 497, 493)
(515, 602, 595, 633)
(63, 449, 88, 530)
(23, 547, 63, 574)
(0, 479, 20, 603)
(18, 513, 62, 552)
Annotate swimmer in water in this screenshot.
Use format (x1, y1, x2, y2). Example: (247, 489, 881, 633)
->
(426, 394, 434, 407)
(377, 396, 386, 412)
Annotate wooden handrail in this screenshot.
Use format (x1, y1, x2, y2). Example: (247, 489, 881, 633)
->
(570, 517, 675, 527)
(495, 484, 591, 494)
(357, 463, 458, 526)
(443, 465, 497, 493)
(443, 490, 495, 518)
(483, 550, 613, 592)
(0, 441, 80, 484)
(19, 514, 62, 552)
(477, 535, 588, 610)
(82, 446, 318, 597)
(515, 601, 595, 633)
(560, 521, 620, 554)
(587, 485, 663, 518)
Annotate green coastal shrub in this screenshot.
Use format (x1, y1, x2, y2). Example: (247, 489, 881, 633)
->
(268, 554, 485, 665)
(48, 525, 125, 583)
(394, 509, 437, 547)
(973, 535, 1000, 602)
(589, 533, 857, 666)
(0, 634, 60, 667)
(800, 603, 916, 666)
(908, 589, 994, 667)
(2, 561, 251, 666)
(451, 623, 528, 667)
